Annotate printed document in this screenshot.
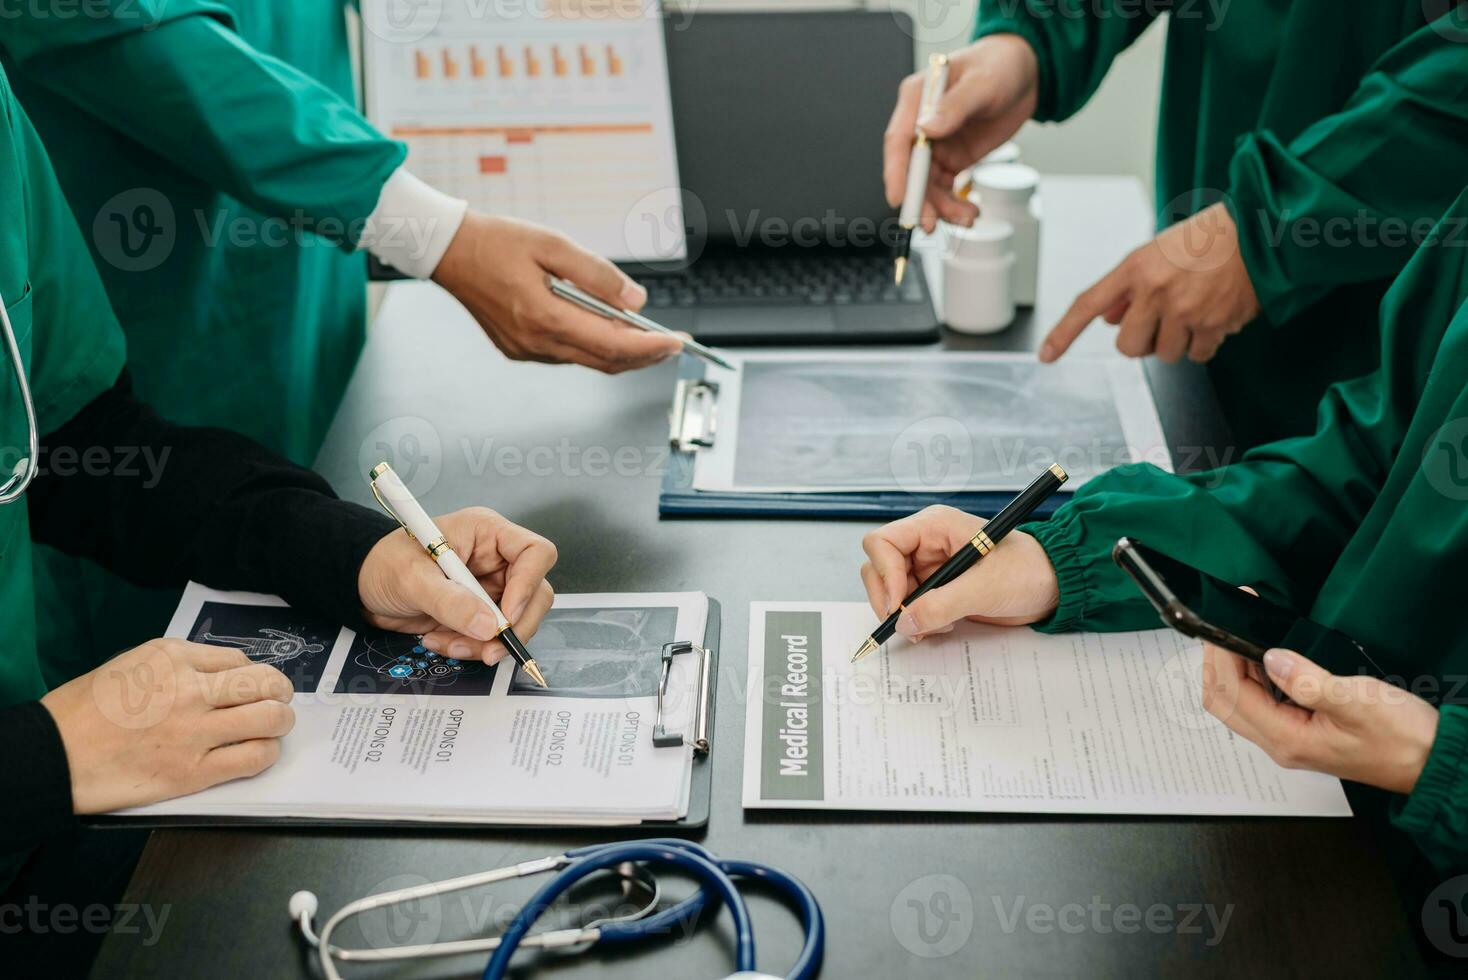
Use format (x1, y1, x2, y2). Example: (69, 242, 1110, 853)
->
(117, 585, 708, 825)
(743, 602, 1351, 817)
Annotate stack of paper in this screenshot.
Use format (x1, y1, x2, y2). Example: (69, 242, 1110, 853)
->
(119, 585, 709, 826)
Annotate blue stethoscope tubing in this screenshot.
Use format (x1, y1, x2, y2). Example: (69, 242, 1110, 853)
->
(480, 838, 824, 980)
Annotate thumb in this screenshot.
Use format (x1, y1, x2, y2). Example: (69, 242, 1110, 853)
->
(1262, 648, 1331, 709)
(895, 583, 968, 638)
(415, 574, 502, 644)
(545, 239, 647, 311)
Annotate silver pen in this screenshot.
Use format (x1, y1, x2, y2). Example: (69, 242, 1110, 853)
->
(546, 275, 738, 371)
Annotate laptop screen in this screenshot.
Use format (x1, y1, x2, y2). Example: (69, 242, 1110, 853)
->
(664, 11, 917, 252)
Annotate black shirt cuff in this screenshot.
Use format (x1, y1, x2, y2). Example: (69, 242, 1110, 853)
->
(0, 701, 76, 856)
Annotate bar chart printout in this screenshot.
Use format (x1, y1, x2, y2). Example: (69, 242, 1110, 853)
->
(362, 0, 685, 262)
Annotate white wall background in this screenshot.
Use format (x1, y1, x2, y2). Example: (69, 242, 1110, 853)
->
(672, 0, 1166, 191)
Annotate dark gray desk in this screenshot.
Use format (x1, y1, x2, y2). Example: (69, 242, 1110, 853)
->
(92, 179, 1423, 978)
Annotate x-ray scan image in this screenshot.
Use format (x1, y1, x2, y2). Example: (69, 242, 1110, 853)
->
(508, 606, 678, 698)
(693, 353, 1168, 494)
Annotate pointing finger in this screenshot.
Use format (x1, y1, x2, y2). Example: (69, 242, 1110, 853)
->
(1040, 264, 1131, 362)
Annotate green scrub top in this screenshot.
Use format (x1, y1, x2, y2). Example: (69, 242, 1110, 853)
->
(976, 2, 1468, 447)
(1023, 189, 1468, 875)
(0, 67, 128, 708)
(1, 0, 403, 463)
(1, 1, 404, 678)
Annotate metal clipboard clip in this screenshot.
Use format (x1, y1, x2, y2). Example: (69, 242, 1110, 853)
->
(669, 378, 719, 452)
(653, 640, 712, 753)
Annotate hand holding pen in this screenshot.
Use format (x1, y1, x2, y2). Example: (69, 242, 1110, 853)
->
(882, 38, 1040, 236)
(363, 464, 556, 683)
(546, 275, 737, 371)
(855, 466, 1068, 661)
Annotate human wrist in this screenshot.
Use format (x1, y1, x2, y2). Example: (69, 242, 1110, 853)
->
(1009, 530, 1060, 623)
(972, 33, 1039, 94)
(1396, 705, 1441, 795)
(968, 27, 1045, 117)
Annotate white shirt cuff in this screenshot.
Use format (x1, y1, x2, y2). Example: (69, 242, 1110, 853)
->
(360, 168, 469, 279)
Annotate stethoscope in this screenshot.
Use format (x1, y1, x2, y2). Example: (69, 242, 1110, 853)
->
(290, 838, 824, 980)
(0, 293, 38, 505)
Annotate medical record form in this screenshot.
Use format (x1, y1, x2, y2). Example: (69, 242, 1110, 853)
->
(742, 602, 1352, 817)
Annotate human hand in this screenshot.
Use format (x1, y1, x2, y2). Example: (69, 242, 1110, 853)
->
(432, 212, 682, 373)
(882, 35, 1040, 233)
(1040, 203, 1261, 364)
(859, 505, 1059, 638)
(1202, 644, 1439, 795)
(41, 640, 295, 813)
(357, 507, 557, 664)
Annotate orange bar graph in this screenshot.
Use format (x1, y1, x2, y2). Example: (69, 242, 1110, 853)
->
(478, 156, 508, 174)
(579, 43, 596, 76)
(524, 45, 541, 78)
(606, 44, 623, 77)
(470, 45, 487, 78)
(414, 50, 431, 80)
(441, 48, 459, 79)
(552, 44, 569, 77)
(497, 44, 514, 78)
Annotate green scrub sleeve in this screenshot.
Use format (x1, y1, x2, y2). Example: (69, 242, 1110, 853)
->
(1021, 191, 1468, 635)
(1022, 376, 1397, 634)
(6, 10, 405, 247)
(1393, 705, 1468, 874)
(1226, 15, 1468, 325)
(973, 0, 1163, 122)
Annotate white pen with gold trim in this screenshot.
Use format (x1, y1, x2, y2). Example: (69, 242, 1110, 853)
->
(893, 53, 951, 285)
(369, 462, 548, 688)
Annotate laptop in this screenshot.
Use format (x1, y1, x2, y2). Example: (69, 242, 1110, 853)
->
(631, 10, 940, 345)
(361, 5, 937, 345)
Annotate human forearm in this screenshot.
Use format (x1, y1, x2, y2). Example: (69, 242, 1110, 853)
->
(26, 371, 395, 627)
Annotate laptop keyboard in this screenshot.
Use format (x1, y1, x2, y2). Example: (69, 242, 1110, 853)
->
(635, 253, 927, 308)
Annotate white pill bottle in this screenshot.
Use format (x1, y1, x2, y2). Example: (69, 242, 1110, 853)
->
(942, 218, 1016, 335)
(970, 162, 1041, 307)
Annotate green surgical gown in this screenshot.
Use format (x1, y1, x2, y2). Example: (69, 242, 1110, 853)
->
(1, 1, 404, 675)
(976, 1, 1468, 447)
(1023, 189, 1468, 876)
(0, 65, 128, 707)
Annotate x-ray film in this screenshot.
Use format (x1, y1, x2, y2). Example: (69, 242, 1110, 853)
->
(691, 353, 1170, 494)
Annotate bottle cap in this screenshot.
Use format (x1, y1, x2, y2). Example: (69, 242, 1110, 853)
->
(972, 163, 1039, 203)
(944, 218, 1014, 263)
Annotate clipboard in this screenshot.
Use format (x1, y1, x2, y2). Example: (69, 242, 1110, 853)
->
(86, 599, 722, 832)
(659, 360, 1069, 520)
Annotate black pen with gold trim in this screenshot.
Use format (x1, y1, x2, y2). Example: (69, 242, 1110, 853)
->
(369, 462, 548, 688)
(893, 53, 951, 285)
(852, 464, 1068, 663)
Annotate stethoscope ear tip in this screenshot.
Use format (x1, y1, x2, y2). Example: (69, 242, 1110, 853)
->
(289, 890, 319, 920)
